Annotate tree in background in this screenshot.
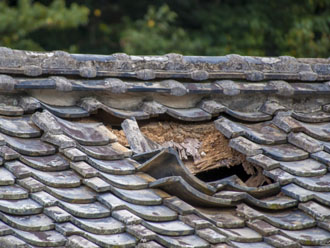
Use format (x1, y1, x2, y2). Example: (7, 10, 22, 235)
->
(0, 0, 89, 50)
(0, 0, 329, 57)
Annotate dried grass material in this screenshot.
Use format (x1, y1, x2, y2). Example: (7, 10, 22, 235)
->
(83, 118, 268, 187)
(110, 127, 129, 147)
(139, 121, 246, 174)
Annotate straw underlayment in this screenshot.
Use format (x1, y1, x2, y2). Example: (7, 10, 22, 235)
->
(108, 121, 271, 187)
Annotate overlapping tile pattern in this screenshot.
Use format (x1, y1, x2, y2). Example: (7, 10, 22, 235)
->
(214, 104, 330, 247)
(0, 47, 329, 247)
(0, 98, 328, 247)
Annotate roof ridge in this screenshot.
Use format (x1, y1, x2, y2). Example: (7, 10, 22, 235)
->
(0, 47, 329, 81)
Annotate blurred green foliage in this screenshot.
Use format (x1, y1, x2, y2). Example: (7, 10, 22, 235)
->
(0, 0, 329, 57)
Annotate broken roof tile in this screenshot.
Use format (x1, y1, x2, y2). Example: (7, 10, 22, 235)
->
(0, 47, 330, 247)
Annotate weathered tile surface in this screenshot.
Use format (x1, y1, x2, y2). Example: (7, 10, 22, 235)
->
(0, 54, 329, 247)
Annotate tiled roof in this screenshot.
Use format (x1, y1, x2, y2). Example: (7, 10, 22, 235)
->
(0, 47, 329, 247)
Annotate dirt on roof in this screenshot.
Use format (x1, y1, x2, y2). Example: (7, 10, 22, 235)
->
(110, 121, 245, 173)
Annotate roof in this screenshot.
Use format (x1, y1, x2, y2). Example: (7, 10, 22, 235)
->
(0, 47, 329, 247)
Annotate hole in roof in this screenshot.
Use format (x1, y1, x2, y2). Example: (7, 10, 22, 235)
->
(195, 162, 274, 187)
(103, 119, 273, 187)
(195, 163, 251, 182)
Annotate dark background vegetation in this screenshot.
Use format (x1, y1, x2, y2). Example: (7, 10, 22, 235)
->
(1, 0, 329, 57)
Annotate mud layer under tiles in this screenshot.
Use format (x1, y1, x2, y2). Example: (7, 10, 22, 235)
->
(103, 120, 271, 187)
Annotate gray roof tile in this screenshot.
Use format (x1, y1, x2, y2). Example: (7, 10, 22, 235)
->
(0, 48, 330, 247)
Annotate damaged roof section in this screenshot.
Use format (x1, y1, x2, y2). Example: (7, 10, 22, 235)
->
(0, 47, 328, 247)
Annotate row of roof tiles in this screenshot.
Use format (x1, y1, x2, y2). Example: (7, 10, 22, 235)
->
(0, 92, 328, 247)
(1, 92, 330, 128)
(0, 47, 329, 81)
(1, 75, 330, 95)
